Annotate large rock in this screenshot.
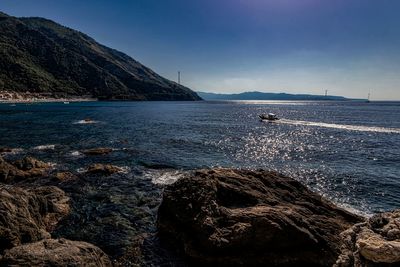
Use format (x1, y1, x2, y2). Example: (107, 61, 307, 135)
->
(0, 185, 70, 253)
(158, 168, 363, 266)
(0, 238, 112, 267)
(335, 210, 400, 267)
(0, 156, 51, 183)
(82, 148, 113, 156)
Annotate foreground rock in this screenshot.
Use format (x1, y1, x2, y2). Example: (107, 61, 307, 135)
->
(86, 163, 125, 175)
(0, 156, 51, 183)
(82, 148, 113, 155)
(0, 147, 13, 153)
(335, 210, 400, 267)
(158, 168, 363, 266)
(0, 238, 112, 267)
(0, 185, 70, 253)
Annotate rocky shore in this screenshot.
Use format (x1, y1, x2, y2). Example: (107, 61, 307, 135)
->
(0, 90, 96, 103)
(0, 152, 399, 266)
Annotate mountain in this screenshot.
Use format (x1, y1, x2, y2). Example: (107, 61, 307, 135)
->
(197, 91, 359, 101)
(0, 12, 201, 101)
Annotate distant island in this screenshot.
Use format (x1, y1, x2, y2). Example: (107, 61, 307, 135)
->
(0, 12, 200, 101)
(197, 91, 364, 101)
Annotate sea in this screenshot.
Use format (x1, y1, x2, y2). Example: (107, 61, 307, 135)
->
(0, 100, 399, 262)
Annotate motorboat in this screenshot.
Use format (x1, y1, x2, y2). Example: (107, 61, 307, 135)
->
(259, 113, 279, 121)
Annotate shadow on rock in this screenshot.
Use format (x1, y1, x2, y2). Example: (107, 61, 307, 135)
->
(158, 168, 364, 267)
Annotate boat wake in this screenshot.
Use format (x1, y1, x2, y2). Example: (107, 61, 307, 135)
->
(278, 119, 400, 134)
(73, 119, 99, 124)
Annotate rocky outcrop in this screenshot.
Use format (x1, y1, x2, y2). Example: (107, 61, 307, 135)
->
(86, 163, 125, 175)
(82, 148, 113, 155)
(0, 238, 112, 267)
(335, 210, 400, 267)
(0, 185, 70, 253)
(53, 171, 78, 182)
(0, 147, 13, 153)
(0, 156, 51, 183)
(158, 168, 363, 266)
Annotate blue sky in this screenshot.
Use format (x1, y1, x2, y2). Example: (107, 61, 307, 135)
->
(1, 0, 400, 100)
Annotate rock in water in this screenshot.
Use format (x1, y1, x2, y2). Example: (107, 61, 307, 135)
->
(0, 185, 70, 253)
(0, 156, 51, 183)
(158, 168, 363, 266)
(82, 148, 113, 155)
(86, 163, 124, 175)
(53, 171, 79, 182)
(335, 210, 400, 266)
(13, 157, 51, 171)
(0, 238, 112, 267)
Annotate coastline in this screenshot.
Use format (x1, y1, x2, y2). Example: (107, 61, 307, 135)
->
(0, 90, 97, 104)
(0, 98, 97, 104)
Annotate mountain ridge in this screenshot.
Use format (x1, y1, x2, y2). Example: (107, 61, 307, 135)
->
(0, 12, 201, 101)
(197, 91, 364, 101)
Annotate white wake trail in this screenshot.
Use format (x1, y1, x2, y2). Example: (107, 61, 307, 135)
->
(278, 119, 400, 134)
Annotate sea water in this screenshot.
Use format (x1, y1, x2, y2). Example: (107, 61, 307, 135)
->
(1, 100, 399, 216)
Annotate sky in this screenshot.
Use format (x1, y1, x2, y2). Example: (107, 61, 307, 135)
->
(1, 0, 400, 100)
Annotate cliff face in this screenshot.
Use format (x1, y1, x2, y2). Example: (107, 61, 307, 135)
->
(0, 12, 201, 101)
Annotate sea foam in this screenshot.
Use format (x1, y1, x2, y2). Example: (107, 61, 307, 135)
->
(144, 169, 186, 185)
(33, 144, 56, 150)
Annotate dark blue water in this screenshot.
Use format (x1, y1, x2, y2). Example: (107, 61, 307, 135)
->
(1, 100, 399, 215)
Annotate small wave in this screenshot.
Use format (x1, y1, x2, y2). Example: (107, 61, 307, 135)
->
(118, 166, 131, 174)
(342, 206, 373, 218)
(76, 167, 86, 173)
(48, 162, 58, 168)
(278, 119, 400, 134)
(33, 144, 56, 150)
(70, 151, 83, 157)
(77, 165, 130, 174)
(73, 119, 99, 124)
(143, 169, 186, 185)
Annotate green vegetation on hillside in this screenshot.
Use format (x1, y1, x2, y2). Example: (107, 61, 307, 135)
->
(0, 11, 200, 100)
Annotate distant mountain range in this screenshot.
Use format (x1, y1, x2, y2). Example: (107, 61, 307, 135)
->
(197, 91, 362, 101)
(0, 11, 200, 101)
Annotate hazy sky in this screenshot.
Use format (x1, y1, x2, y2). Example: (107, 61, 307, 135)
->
(1, 0, 400, 100)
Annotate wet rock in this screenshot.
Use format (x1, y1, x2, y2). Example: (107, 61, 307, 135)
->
(0, 156, 24, 182)
(158, 168, 363, 266)
(0, 147, 13, 153)
(82, 148, 113, 155)
(13, 156, 51, 170)
(0, 185, 70, 253)
(335, 210, 400, 267)
(0, 156, 51, 183)
(86, 163, 124, 175)
(0, 238, 112, 267)
(54, 171, 79, 182)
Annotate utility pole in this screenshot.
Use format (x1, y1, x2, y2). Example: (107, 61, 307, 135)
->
(325, 90, 328, 97)
(178, 71, 181, 85)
